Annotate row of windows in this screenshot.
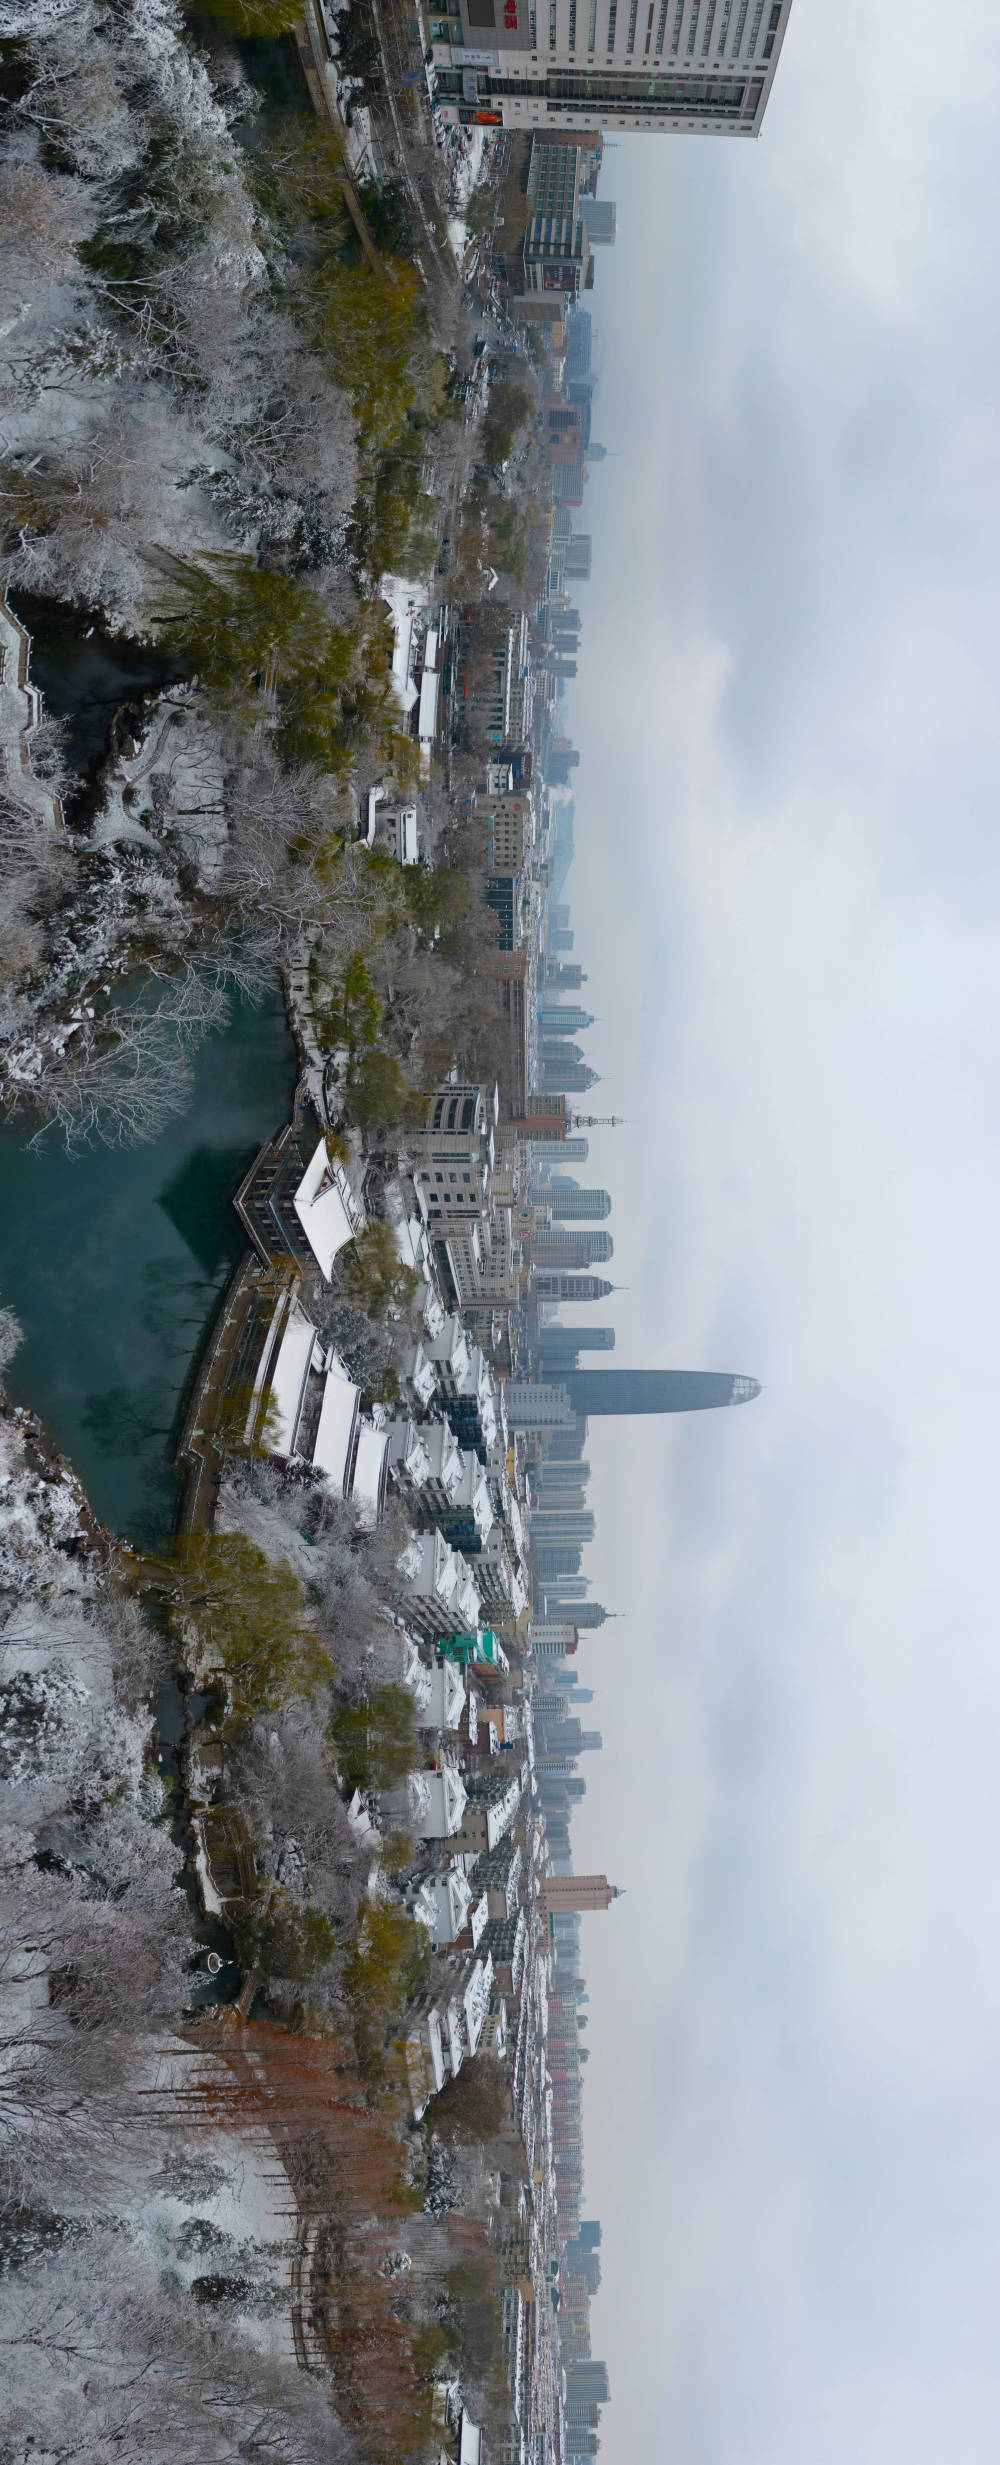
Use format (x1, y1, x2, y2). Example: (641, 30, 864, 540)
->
(523, 0, 776, 55)
(431, 1094, 477, 1130)
(482, 68, 754, 106)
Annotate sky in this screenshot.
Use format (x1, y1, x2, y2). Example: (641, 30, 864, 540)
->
(552, 4, 1000, 2458)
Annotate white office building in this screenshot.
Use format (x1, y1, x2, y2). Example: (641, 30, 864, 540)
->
(431, 0, 795, 136)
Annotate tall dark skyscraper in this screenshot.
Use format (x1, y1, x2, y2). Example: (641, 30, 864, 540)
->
(562, 1370, 760, 1415)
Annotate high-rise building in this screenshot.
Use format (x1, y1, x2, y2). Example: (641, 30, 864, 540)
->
(539, 1326, 615, 1354)
(542, 1874, 620, 1913)
(534, 1187, 611, 1222)
(563, 1368, 761, 1414)
(512, 1093, 568, 1142)
(529, 1619, 580, 1652)
(530, 1135, 589, 1162)
(532, 1510, 596, 1543)
(532, 1273, 613, 1302)
(541, 1061, 597, 1092)
(552, 1600, 611, 1628)
(578, 197, 616, 244)
(566, 2362, 611, 2406)
(432, 1, 795, 138)
(530, 1232, 613, 1268)
(505, 1382, 576, 1430)
(538, 1007, 594, 1035)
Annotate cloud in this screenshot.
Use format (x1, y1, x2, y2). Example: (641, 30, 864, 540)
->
(547, 6, 1000, 2457)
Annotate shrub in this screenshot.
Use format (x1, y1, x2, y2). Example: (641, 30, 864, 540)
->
(330, 1684, 419, 1790)
(339, 1221, 420, 1313)
(167, 1532, 331, 1719)
(233, 1897, 339, 1983)
(345, 1048, 419, 1134)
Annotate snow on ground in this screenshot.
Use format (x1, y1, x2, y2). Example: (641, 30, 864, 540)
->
(90, 691, 228, 882)
(0, 1409, 93, 1599)
(451, 125, 488, 209)
(379, 570, 430, 715)
(130, 2037, 300, 2360)
(0, 599, 64, 833)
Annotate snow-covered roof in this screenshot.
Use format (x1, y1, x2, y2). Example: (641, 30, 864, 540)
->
(418, 667, 440, 749)
(417, 1658, 467, 1732)
(459, 2412, 484, 2465)
(463, 1956, 493, 2055)
(397, 806, 420, 865)
(312, 1366, 360, 1493)
(426, 2004, 448, 2094)
(351, 1421, 389, 1524)
(266, 1307, 319, 1453)
(292, 1141, 358, 1279)
(388, 1419, 432, 1487)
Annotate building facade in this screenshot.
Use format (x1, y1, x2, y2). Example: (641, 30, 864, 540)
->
(431, 0, 795, 137)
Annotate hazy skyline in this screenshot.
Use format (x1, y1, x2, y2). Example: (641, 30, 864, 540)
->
(554, 3, 1000, 2456)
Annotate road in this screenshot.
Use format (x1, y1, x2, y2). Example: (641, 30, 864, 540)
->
(364, 0, 460, 305)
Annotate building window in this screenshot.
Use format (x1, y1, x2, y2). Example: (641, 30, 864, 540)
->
(732, 0, 748, 44)
(626, 0, 638, 41)
(748, 0, 764, 46)
(686, 0, 701, 51)
(701, 0, 716, 46)
(715, 0, 732, 48)
(669, 0, 684, 49)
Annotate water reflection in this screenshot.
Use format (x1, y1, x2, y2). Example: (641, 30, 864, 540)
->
(0, 987, 295, 1547)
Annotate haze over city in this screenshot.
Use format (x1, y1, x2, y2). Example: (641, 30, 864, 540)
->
(563, 12, 1000, 2455)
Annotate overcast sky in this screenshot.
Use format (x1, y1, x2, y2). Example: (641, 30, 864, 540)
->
(555, 4, 1000, 2458)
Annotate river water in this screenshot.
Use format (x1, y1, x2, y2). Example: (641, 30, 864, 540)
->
(0, 988, 296, 1549)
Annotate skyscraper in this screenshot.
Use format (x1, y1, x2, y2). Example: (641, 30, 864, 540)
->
(532, 1273, 613, 1301)
(562, 1369, 760, 1414)
(538, 1007, 595, 1036)
(533, 1186, 612, 1221)
(542, 1875, 620, 1914)
(538, 1326, 615, 1355)
(530, 1232, 613, 1268)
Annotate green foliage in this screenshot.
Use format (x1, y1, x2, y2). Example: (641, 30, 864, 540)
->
(344, 1048, 419, 1135)
(248, 109, 349, 241)
(191, 0, 306, 32)
(340, 1221, 420, 1314)
(405, 865, 470, 938)
(213, 1380, 282, 1459)
(160, 555, 358, 763)
(233, 1896, 339, 1981)
(480, 379, 532, 468)
(167, 1532, 331, 1719)
(317, 951, 382, 1052)
(411, 2320, 455, 2377)
(356, 177, 416, 261)
(344, 1903, 429, 2071)
(301, 255, 424, 455)
(330, 1684, 419, 1791)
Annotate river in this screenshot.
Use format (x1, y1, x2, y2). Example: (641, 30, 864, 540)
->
(0, 986, 296, 1550)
